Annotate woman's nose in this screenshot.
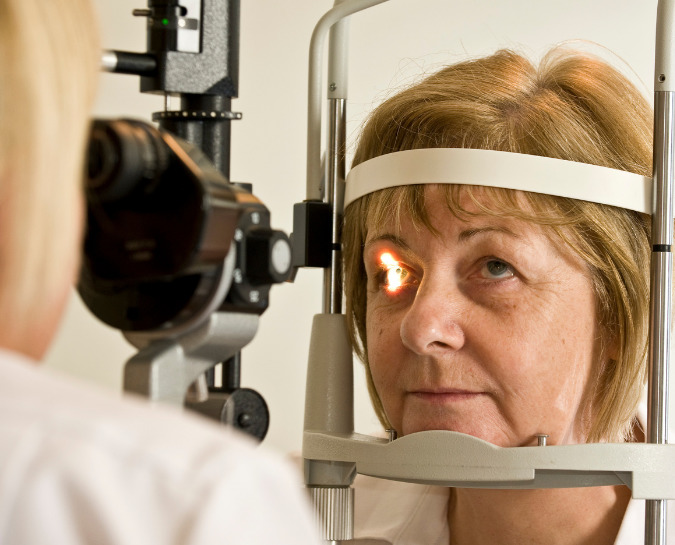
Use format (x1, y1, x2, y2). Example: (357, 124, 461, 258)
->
(399, 282, 466, 355)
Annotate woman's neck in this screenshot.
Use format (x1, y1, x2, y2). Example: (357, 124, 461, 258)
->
(447, 485, 630, 545)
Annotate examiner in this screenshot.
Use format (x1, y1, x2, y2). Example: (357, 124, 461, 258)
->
(0, 1, 319, 544)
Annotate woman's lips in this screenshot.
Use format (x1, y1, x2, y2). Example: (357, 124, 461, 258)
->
(408, 389, 484, 403)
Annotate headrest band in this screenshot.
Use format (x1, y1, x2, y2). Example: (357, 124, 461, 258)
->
(344, 148, 653, 214)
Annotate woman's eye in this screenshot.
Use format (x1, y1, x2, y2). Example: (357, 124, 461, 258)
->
(377, 252, 416, 294)
(480, 259, 514, 280)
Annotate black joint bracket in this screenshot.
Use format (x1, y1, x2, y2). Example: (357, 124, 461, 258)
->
(291, 201, 332, 268)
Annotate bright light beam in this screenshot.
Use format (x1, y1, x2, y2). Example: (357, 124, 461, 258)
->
(380, 252, 405, 293)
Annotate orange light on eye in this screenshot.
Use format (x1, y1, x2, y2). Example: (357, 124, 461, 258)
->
(380, 252, 405, 293)
(380, 252, 396, 267)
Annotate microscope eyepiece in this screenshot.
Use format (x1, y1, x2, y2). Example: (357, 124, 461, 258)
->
(86, 119, 169, 203)
(80, 118, 291, 332)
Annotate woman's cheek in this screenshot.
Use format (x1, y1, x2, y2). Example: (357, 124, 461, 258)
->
(367, 304, 407, 374)
(367, 298, 406, 344)
(366, 308, 388, 354)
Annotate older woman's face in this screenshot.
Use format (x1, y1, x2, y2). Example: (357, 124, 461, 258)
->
(363, 186, 604, 447)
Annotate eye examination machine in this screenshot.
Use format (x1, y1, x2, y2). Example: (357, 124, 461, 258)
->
(80, 0, 293, 440)
(82, 1, 673, 544)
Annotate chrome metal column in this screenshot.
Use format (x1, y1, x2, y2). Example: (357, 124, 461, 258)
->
(648, 2, 675, 541)
(323, 97, 347, 314)
(646, 90, 674, 545)
(305, 5, 355, 544)
(305, 0, 389, 202)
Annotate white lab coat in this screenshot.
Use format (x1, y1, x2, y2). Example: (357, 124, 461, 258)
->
(0, 349, 321, 545)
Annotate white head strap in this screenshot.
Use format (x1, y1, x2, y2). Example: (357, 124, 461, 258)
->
(344, 148, 653, 214)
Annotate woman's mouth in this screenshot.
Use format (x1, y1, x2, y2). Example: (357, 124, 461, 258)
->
(408, 389, 485, 403)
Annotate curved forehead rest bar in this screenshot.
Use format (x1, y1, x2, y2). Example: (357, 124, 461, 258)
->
(344, 148, 653, 214)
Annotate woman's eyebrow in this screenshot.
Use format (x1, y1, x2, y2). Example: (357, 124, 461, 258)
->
(457, 226, 520, 243)
(364, 233, 411, 251)
(365, 227, 519, 249)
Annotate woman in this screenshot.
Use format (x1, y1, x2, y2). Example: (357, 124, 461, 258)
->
(0, 1, 319, 543)
(342, 48, 670, 544)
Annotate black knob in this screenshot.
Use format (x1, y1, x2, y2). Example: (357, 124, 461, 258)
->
(245, 229, 292, 285)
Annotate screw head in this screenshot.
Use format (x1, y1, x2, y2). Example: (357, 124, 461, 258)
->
(329, 82, 337, 92)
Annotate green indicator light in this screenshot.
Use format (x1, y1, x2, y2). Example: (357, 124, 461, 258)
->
(162, 18, 169, 25)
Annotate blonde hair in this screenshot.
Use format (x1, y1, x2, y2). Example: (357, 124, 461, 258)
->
(343, 49, 653, 443)
(0, 0, 100, 338)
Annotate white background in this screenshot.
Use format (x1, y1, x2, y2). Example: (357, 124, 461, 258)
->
(45, 0, 661, 455)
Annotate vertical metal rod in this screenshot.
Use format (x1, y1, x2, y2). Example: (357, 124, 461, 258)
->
(306, 0, 390, 201)
(309, 10, 354, 545)
(323, 98, 347, 314)
(322, 0, 349, 315)
(648, 2, 675, 541)
(645, 90, 674, 545)
(207, 354, 241, 393)
(181, 94, 233, 179)
(646, 501, 668, 545)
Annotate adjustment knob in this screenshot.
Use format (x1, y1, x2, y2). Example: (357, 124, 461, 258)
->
(245, 229, 292, 285)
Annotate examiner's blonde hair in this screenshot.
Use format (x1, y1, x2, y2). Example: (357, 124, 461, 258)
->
(343, 49, 652, 443)
(0, 0, 99, 336)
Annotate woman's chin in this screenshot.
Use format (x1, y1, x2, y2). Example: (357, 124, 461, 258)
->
(400, 419, 509, 446)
